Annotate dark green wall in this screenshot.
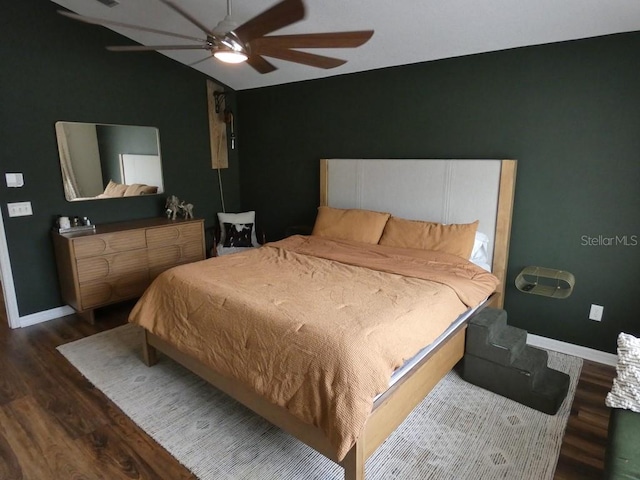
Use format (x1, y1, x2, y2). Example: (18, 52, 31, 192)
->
(0, 0, 240, 316)
(237, 33, 640, 353)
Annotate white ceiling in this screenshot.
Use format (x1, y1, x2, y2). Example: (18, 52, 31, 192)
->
(51, 0, 640, 91)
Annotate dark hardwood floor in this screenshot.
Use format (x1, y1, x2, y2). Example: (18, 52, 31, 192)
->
(0, 303, 615, 479)
(0, 303, 195, 480)
(554, 359, 614, 479)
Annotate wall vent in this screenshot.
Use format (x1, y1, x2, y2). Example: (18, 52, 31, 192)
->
(95, 0, 120, 7)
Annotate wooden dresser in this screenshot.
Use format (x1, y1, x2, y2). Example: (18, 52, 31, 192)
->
(53, 218, 205, 323)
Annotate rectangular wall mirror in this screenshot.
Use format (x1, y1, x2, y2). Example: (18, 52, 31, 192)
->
(55, 121, 165, 202)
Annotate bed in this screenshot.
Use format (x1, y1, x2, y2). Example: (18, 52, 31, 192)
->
(129, 158, 517, 479)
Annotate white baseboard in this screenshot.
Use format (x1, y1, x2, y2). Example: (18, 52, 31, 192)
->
(527, 333, 617, 366)
(19, 305, 75, 328)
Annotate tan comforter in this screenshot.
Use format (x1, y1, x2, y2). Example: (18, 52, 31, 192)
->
(129, 235, 499, 460)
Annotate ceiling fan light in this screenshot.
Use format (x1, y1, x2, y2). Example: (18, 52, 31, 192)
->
(213, 49, 248, 64)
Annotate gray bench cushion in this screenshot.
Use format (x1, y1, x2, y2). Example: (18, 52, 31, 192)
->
(605, 408, 640, 479)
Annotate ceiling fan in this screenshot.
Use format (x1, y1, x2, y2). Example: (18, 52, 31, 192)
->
(58, 0, 374, 74)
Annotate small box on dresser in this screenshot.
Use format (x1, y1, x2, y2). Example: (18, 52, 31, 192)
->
(53, 217, 205, 324)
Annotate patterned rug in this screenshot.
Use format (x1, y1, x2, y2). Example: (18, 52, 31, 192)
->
(58, 324, 582, 480)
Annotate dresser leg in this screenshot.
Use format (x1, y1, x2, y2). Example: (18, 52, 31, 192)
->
(77, 309, 95, 324)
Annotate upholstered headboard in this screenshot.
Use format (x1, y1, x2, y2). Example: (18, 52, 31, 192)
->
(319, 159, 517, 308)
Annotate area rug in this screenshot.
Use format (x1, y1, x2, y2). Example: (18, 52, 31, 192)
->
(58, 324, 582, 480)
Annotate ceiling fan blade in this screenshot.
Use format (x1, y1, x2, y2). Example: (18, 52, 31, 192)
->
(57, 10, 205, 42)
(250, 31, 374, 50)
(156, 0, 213, 36)
(246, 55, 278, 74)
(234, 0, 305, 44)
(107, 44, 209, 52)
(253, 47, 346, 69)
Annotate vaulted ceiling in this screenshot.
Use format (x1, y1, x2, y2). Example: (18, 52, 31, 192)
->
(51, 0, 640, 91)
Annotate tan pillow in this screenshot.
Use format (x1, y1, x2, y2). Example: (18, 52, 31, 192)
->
(139, 185, 158, 195)
(102, 180, 127, 197)
(312, 206, 390, 244)
(379, 217, 479, 259)
(124, 183, 158, 196)
(123, 183, 146, 196)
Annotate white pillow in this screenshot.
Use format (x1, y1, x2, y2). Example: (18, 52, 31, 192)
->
(605, 332, 640, 413)
(217, 211, 260, 248)
(470, 232, 490, 270)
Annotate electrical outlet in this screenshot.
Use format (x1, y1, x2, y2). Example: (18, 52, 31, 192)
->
(589, 304, 604, 321)
(7, 201, 33, 217)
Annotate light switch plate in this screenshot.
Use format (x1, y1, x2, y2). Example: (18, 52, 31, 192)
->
(5, 173, 24, 188)
(7, 201, 33, 217)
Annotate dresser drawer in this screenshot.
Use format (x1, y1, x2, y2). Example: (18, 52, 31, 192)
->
(76, 250, 149, 284)
(148, 242, 205, 279)
(148, 241, 204, 268)
(73, 230, 147, 259)
(79, 272, 150, 310)
(145, 222, 203, 248)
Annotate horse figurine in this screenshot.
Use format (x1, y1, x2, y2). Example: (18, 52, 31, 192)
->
(165, 195, 180, 220)
(179, 201, 194, 219)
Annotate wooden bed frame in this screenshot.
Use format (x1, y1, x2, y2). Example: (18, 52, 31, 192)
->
(141, 159, 517, 479)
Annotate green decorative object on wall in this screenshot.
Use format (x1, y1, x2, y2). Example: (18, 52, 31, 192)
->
(515, 266, 575, 299)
